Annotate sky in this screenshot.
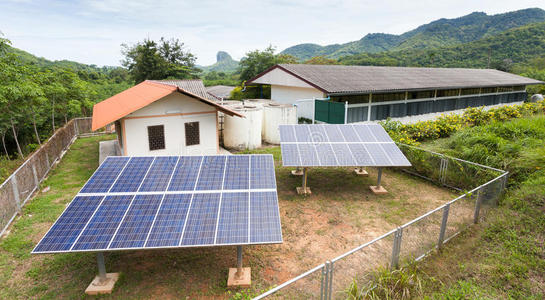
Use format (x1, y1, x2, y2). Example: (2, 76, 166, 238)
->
(1, 0, 544, 67)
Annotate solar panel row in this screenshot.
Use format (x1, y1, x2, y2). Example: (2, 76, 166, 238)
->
(80, 155, 276, 194)
(33, 154, 283, 254)
(280, 124, 393, 143)
(279, 124, 411, 167)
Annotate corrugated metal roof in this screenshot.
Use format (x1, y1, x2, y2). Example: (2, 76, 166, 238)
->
(151, 79, 213, 100)
(206, 85, 236, 99)
(92, 80, 243, 131)
(249, 64, 543, 94)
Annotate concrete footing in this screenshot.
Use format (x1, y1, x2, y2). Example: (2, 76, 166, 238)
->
(227, 267, 251, 288)
(85, 273, 119, 295)
(354, 168, 369, 176)
(291, 169, 303, 176)
(296, 187, 312, 195)
(369, 186, 388, 195)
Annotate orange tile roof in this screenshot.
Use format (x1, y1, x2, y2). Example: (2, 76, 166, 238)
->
(92, 80, 243, 131)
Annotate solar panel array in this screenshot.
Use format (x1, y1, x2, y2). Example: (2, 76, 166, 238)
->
(279, 124, 411, 167)
(33, 155, 282, 254)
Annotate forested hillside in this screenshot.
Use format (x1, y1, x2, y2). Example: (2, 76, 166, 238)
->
(281, 8, 545, 60)
(338, 22, 545, 69)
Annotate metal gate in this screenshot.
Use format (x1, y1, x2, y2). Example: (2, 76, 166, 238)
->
(315, 100, 345, 124)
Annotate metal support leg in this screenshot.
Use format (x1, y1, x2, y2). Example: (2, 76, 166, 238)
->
(377, 168, 382, 187)
(97, 252, 108, 285)
(473, 189, 482, 224)
(390, 227, 403, 270)
(438, 204, 450, 248)
(297, 168, 311, 195)
(235, 246, 243, 279)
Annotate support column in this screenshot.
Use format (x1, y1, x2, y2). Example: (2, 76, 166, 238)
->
(370, 168, 388, 194)
(85, 252, 119, 295)
(297, 168, 311, 195)
(228, 246, 251, 287)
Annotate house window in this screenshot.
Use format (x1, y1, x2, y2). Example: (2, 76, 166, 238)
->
(147, 125, 165, 151)
(185, 122, 200, 146)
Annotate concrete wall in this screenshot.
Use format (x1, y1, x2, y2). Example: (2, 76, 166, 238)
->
(121, 93, 218, 156)
(271, 85, 324, 120)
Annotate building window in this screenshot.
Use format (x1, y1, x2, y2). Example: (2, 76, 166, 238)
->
(481, 87, 497, 94)
(436, 89, 459, 97)
(185, 122, 200, 146)
(408, 90, 434, 100)
(147, 125, 165, 151)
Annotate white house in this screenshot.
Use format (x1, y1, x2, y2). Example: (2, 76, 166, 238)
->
(92, 80, 242, 156)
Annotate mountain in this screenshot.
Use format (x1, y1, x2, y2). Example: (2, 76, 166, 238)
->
(199, 51, 239, 73)
(281, 8, 545, 60)
(338, 21, 545, 69)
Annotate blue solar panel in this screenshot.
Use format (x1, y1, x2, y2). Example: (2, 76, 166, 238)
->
(348, 144, 375, 165)
(250, 192, 282, 243)
(139, 157, 178, 192)
(352, 124, 377, 142)
(250, 155, 277, 189)
(339, 125, 360, 142)
(144, 194, 191, 247)
(33, 196, 103, 252)
(369, 124, 393, 142)
(168, 156, 202, 191)
(279, 125, 411, 168)
(196, 156, 226, 191)
(181, 193, 221, 246)
(281, 144, 300, 166)
(279, 125, 296, 142)
(324, 125, 345, 142)
(109, 194, 163, 249)
(216, 192, 248, 244)
(309, 125, 328, 143)
(223, 156, 249, 190)
(33, 154, 283, 253)
(315, 143, 337, 166)
(72, 195, 133, 250)
(110, 157, 154, 192)
(381, 143, 411, 166)
(298, 144, 320, 166)
(330, 144, 357, 166)
(364, 144, 391, 166)
(294, 125, 312, 142)
(80, 157, 129, 193)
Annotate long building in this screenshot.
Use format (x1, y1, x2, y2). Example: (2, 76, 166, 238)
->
(247, 64, 543, 123)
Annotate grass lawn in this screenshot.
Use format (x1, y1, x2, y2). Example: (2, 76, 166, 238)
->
(0, 136, 459, 299)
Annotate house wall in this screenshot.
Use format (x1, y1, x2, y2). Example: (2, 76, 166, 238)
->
(271, 85, 324, 120)
(122, 93, 218, 156)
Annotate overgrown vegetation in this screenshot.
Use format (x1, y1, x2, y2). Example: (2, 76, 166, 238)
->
(350, 115, 545, 299)
(381, 100, 545, 145)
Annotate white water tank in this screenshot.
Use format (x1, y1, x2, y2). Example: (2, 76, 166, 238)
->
(224, 105, 263, 150)
(263, 103, 297, 144)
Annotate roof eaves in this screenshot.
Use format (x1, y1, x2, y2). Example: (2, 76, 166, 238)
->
(246, 64, 330, 94)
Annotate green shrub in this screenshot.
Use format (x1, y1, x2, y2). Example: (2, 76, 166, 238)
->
(380, 100, 545, 145)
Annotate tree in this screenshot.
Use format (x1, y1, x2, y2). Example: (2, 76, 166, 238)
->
(121, 37, 199, 83)
(304, 56, 339, 65)
(238, 46, 298, 82)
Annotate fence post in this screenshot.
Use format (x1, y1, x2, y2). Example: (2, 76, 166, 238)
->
(11, 176, 21, 212)
(390, 227, 403, 270)
(437, 203, 450, 248)
(328, 261, 334, 300)
(473, 189, 482, 224)
(31, 163, 39, 189)
(74, 118, 79, 137)
(320, 263, 327, 300)
(312, 98, 316, 124)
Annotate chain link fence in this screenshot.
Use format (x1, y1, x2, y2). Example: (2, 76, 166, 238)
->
(0, 118, 112, 237)
(255, 144, 508, 299)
